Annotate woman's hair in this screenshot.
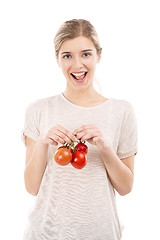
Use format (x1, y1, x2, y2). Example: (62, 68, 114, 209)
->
(54, 19, 102, 58)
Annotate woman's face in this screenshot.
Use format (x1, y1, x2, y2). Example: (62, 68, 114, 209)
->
(57, 36, 101, 91)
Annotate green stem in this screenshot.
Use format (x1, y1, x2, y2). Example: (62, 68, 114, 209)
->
(69, 141, 74, 150)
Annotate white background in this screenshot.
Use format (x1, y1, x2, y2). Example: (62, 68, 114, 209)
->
(0, 0, 160, 239)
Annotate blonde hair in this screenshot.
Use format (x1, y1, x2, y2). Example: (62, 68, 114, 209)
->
(54, 19, 102, 58)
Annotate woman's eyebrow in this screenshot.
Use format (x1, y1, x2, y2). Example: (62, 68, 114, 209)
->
(81, 49, 93, 52)
(61, 49, 93, 55)
(61, 51, 70, 55)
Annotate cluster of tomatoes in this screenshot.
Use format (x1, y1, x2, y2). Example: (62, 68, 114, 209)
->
(54, 139, 88, 169)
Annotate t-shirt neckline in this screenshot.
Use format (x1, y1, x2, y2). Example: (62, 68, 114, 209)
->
(60, 92, 112, 110)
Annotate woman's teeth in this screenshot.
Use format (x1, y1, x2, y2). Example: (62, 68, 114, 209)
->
(71, 72, 87, 80)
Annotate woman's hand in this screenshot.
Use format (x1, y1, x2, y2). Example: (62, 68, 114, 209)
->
(72, 124, 111, 151)
(39, 125, 78, 146)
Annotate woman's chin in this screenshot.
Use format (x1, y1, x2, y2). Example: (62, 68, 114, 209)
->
(70, 73, 90, 88)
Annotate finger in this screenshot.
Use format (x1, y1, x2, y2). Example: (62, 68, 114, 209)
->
(75, 131, 86, 140)
(49, 127, 78, 144)
(78, 131, 97, 142)
(47, 138, 58, 146)
(81, 134, 95, 143)
(48, 128, 67, 144)
(72, 128, 82, 135)
(75, 126, 99, 140)
(73, 125, 92, 135)
(56, 126, 78, 142)
(53, 130, 72, 144)
(48, 134, 66, 145)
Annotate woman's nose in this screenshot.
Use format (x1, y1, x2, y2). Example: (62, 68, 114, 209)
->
(73, 57, 84, 68)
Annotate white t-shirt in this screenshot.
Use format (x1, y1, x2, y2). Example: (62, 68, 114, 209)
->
(22, 93, 138, 240)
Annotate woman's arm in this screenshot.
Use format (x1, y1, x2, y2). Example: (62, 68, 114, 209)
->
(24, 125, 78, 196)
(98, 142, 134, 196)
(73, 124, 135, 196)
(24, 136, 50, 196)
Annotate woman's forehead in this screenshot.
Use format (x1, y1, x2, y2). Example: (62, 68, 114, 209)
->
(59, 36, 96, 53)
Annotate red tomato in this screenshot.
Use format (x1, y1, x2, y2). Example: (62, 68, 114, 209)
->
(71, 151, 87, 169)
(54, 147, 73, 166)
(75, 143, 88, 154)
(58, 145, 73, 153)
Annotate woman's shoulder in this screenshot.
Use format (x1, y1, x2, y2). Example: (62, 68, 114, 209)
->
(25, 94, 60, 113)
(109, 97, 135, 114)
(98, 93, 133, 109)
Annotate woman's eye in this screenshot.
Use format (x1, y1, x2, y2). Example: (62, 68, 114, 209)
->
(63, 55, 71, 59)
(83, 53, 91, 57)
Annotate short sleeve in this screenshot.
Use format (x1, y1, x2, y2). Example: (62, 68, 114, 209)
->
(21, 101, 41, 144)
(117, 103, 138, 159)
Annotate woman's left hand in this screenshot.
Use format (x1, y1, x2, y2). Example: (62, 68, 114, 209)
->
(73, 124, 111, 151)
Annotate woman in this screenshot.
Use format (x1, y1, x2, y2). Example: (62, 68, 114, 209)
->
(22, 19, 138, 240)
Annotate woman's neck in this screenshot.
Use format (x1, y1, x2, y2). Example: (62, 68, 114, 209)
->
(63, 87, 107, 107)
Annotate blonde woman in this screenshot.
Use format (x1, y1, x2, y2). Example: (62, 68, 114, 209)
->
(22, 19, 138, 240)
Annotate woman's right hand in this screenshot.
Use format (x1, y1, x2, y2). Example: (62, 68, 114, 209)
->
(38, 125, 78, 146)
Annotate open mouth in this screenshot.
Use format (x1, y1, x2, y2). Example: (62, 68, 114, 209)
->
(70, 72, 88, 82)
